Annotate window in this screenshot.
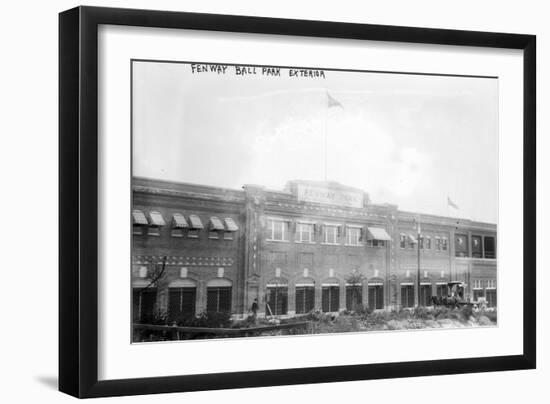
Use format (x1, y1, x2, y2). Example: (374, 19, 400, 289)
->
(419, 284, 432, 306)
(425, 236, 431, 250)
(295, 286, 315, 314)
(323, 225, 339, 244)
(188, 215, 204, 238)
(168, 287, 196, 321)
(472, 235, 483, 258)
(322, 285, 340, 312)
(224, 218, 239, 240)
(486, 289, 497, 307)
(419, 235, 424, 249)
(368, 284, 384, 309)
(206, 286, 232, 313)
(132, 288, 157, 323)
(400, 234, 407, 249)
(401, 285, 415, 308)
(149, 211, 166, 226)
(266, 285, 288, 315)
(209, 230, 219, 239)
(346, 285, 362, 311)
(487, 279, 496, 289)
(435, 237, 441, 251)
(442, 237, 448, 251)
(472, 279, 484, 301)
(132, 209, 148, 235)
(297, 222, 314, 243)
(436, 284, 448, 298)
(367, 239, 386, 247)
(484, 236, 496, 259)
(267, 219, 289, 241)
(408, 234, 417, 248)
(455, 234, 468, 257)
(346, 226, 362, 246)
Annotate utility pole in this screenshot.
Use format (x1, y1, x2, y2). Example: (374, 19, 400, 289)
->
(415, 216, 421, 307)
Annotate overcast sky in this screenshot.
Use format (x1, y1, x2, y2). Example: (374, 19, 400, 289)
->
(132, 61, 498, 223)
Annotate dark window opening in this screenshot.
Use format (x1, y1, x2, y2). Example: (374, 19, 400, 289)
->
(484, 237, 496, 259)
(401, 285, 415, 308)
(295, 286, 315, 314)
(322, 286, 340, 312)
(419, 285, 432, 306)
(206, 287, 232, 313)
(486, 289, 497, 307)
(132, 288, 157, 323)
(436, 285, 448, 298)
(346, 286, 362, 311)
(266, 286, 288, 315)
(472, 235, 483, 258)
(168, 287, 196, 322)
(368, 285, 384, 309)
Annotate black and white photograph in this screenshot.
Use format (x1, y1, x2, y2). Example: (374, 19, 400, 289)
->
(131, 60, 498, 342)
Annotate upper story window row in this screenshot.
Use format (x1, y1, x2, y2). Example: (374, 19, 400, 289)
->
(399, 233, 448, 252)
(266, 218, 391, 247)
(456, 234, 496, 259)
(132, 209, 239, 239)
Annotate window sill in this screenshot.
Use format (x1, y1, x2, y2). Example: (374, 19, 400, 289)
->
(321, 242, 340, 246)
(344, 244, 363, 247)
(266, 239, 290, 243)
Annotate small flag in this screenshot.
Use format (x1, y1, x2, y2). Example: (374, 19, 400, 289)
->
(447, 196, 459, 210)
(327, 92, 343, 108)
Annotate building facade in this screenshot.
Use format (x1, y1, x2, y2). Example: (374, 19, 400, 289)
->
(132, 177, 497, 322)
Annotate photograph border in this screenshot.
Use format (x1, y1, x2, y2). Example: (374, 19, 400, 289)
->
(59, 6, 536, 398)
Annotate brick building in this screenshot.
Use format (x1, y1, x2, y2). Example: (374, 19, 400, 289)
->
(132, 177, 497, 322)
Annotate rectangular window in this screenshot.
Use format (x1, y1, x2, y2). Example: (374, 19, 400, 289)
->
(346, 227, 362, 246)
(425, 237, 431, 250)
(419, 235, 424, 249)
(295, 286, 315, 314)
(267, 219, 289, 241)
(323, 225, 339, 244)
(223, 232, 234, 240)
(473, 289, 485, 302)
(206, 287, 232, 313)
(265, 286, 288, 315)
(368, 285, 384, 309)
(419, 285, 432, 306)
(322, 286, 340, 312)
(486, 289, 497, 307)
(400, 234, 406, 249)
(132, 288, 157, 323)
(168, 287, 196, 322)
(297, 222, 314, 243)
(367, 239, 386, 247)
(436, 284, 448, 298)
(442, 237, 448, 251)
(435, 237, 441, 251)
(472, 235, 483, 258)
(401, 285, 415, 308)
(346, 285, 363, 311)
(455, 234, 468, 257)
(487, 279, 496, 289)
(188, 229, 199, 238)
(484, 236, 496, 259)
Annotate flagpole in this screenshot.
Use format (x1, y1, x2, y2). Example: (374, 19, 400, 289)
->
(324, 96, 328, 182)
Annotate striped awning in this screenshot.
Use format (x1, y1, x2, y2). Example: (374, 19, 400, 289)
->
(224, 217, 239, 231)
(172, 213, 189, 228)
(132, 209, 148, 225)
(188, 215, 204, 229)
(367, 227, 392, 241)
(149, 211, 166, 226)
(210, 216, 225, 231)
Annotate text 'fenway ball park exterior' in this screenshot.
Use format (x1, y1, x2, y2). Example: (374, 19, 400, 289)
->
(132, 177, 497, 322)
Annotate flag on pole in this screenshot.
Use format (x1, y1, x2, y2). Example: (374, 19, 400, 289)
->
(327, 92, 343, 108)
(447, 196, 459, 210)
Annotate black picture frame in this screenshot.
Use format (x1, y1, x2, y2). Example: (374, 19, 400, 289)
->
(59, 5, 536, 398)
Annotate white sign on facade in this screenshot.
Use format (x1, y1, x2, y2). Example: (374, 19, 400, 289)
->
(296, 184, 363, 208)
